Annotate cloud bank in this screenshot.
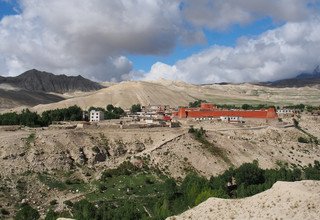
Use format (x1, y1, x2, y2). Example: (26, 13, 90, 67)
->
(0, 0, 182, 81)
(0, 0, 319, 82)
(144, 17, 320, 83)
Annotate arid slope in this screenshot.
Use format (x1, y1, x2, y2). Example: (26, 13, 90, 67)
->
(168, 180, 320, 220)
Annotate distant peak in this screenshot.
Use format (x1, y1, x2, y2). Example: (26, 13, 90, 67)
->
(313, 65, 320, 74)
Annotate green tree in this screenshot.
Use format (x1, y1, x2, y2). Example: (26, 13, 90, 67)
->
(194, 188, 215, 205)
(73, 200, 97, 220)
(189, 100, 207, 108)
(235, 162, 265, 186)
(130, 104, 142, 113)
(44, 209, 58, 220)
(15, 204, 40, 220)
(241, 104, 251, 110)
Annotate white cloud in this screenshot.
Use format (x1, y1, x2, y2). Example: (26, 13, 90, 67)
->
(0, 0, 182, 81)
(143, 17, 320, 83)
(0, 0, 318, 82)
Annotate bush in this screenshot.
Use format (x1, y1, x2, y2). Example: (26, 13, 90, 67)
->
(235, 162, 265, 186)
(73, 200, 97, 220)
(298, 136, 310, 143)
(63, 200, 74, 207)
(0, 208, 10, 216)
(130, 104, 142, 113)
(15, 204, 40, 220)
(49, 199, 58, 206)
(45, 209, 58, 220)
(100, 161, 139, 181)
(189, 100, 207, 108)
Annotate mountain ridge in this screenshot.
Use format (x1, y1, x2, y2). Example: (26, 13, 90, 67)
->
(0, 69, 103, 93)
(259, 66, 320, 88)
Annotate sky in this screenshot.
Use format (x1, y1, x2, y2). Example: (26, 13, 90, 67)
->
(0, 0, 320, 84)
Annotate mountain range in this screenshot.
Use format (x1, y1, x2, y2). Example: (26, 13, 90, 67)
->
(0, 68, 320, 112)
(0, 69, 103, 111)
(0, 69, 103, 93)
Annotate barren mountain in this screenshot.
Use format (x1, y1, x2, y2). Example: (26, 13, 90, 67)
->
(31, 81, 195, 112)
(0, 85, 64, 111)
(0, 69, 104, 111)
(0, 69, 103, 93)
(168, 180, 320, 220)
(28, 79, 320, 113)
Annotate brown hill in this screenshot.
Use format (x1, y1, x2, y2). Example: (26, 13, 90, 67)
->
(31, 81, 195, 112)
(168, 180, 320, 220)
(29, 79, 320, 113)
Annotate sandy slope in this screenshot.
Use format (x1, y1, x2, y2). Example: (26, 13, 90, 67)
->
(31, 81, 194, 112)
(168, 180, 320, 220)
(16, 79, 318, 113)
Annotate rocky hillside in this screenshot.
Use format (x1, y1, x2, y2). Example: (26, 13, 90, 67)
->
(0, 69, 103, 93)
(0, 114, 319, 218)
(168, 180, 320, 220)
(0, 88, 64, 111)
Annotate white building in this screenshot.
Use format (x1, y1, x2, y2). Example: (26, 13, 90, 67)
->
(220, 116, 243, 123)
(276, 109, 296, 115)
(90, 110, 104, 122)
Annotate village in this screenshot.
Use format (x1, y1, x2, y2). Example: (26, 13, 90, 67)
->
(69, 102, 307, 130)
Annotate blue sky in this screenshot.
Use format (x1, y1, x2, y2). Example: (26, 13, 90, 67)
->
(128, 17, 280, 72)
(0, 1, 319, 83)
(0, 0, 18, 19)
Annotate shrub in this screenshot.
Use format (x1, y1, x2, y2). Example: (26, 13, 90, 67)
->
(298, 136, 310, 143)
(0, 208, 10, 216)
(73, 200, 97, 220)
(235, 162, 265, 186)
(15, 204, 40, 220)
(49, 199, 58, 206)
(130, 104, 142, 113)
(45, 209, 58, 220)
(63, 200, 74, 207)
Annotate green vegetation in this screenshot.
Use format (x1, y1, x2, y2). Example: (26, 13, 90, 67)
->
(0, 105, 82, 127)
(130, 104, 142, 113)
(188, 126, 231, 165)
(42, 160, 320, 220)
(0, 104, 126, 127)
(105, 104, 125, 119)
(47, 160, 320, 219)
(282, 104, 305, 111)
(293, 119, 319, 145)
(38, 173, 88, 192)
(0, 109, 41, 127)
(89, 104, 125, 120)
(189, 100, 207, 108)
(241, 104, 274, 110)
(298, 136, 310, 143)
(44, 209, 58, 220)
(15, 203, 40, 220)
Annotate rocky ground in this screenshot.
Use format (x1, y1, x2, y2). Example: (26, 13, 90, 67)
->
(0, 113, 319, 218)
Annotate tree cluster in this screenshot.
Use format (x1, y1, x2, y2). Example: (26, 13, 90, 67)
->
(89, 104, 125, 120)
(130, 104, 142, 113)
(43, 160, 320, 220)
(188, 100, 207, 108)
(0, 105, 82, 127)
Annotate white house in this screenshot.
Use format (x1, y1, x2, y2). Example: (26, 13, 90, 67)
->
(90, 110, 104, 122)
(220, 116, 243, 123)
